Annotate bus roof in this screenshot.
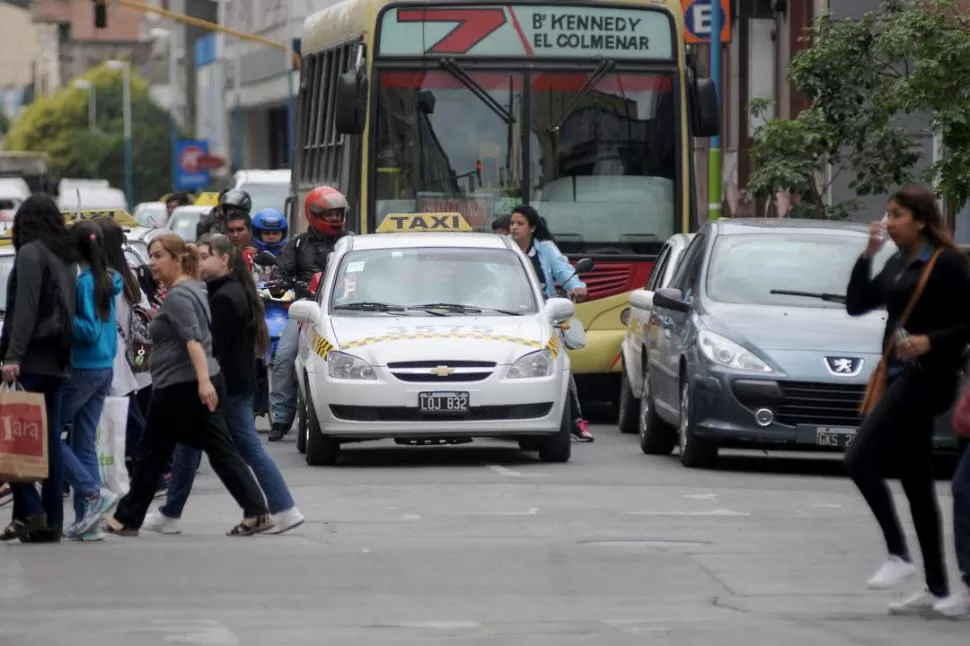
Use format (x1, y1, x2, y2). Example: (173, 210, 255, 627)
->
(303, 0, 684, 55)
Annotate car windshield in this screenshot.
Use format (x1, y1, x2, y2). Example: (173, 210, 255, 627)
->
(330, 247, 538, 315)
(134, 203, 167, 227)
(705, 233, 897, 309)
(241, 183, 288, 214)
(0, 254, 14, 312)
(168, 209, 205, 242)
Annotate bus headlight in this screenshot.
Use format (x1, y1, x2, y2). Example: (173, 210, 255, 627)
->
(620, 307, 631, 326)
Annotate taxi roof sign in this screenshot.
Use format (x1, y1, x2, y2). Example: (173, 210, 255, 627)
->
(376, 212, 473, 233)
(62, 208, 140, 229)
(195, 192, 221, 207)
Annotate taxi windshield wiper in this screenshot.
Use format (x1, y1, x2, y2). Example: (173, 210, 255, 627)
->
(334, 301, 406, 312)
(439, 58, 514, 125)
(549, 60, 614, 132)
(769, 289, 846, 304)
(409, 302, 524, 316)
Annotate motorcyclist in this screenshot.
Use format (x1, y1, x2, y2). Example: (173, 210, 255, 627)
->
(268, 186, 351, 442)
(196, 189, 252, 239)
(251, 208, 289, 256)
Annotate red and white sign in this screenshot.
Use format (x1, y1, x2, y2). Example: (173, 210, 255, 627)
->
(178, 145, 205, 174)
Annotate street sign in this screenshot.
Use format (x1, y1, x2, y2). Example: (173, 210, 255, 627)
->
(682, 0, 731, 44)
(174, 139, 211, 191)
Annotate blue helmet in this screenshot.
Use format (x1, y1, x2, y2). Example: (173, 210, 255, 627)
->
(251, 208, 288, 254)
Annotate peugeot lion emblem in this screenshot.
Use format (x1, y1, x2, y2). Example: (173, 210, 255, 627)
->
(824, 356, 863, 377)
(431, 365, 455, 377)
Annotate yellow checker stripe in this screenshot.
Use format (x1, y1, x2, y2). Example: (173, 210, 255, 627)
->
(310, 330, 334, 358)
(340, 332, 542, 349)
(545, 334, 562, 359)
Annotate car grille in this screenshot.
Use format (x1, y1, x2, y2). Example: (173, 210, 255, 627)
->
(330, 403, 553, 422)
(387, 361, 496, 368)
(776, 381, 865, 427)
(387, 360, 497, 383)
(392, 372, 493, 382)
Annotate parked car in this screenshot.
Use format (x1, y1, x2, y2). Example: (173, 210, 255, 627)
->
(640, 218, 959, 469)
(617, 233, 695, 434)
(167, 205, 213, 242)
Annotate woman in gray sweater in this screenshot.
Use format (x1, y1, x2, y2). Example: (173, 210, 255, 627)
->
(105, 234, 272, 536)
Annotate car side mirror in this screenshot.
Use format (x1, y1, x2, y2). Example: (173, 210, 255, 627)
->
(545, 297, 575, 323)
(253, 250, 277, 267)
(629, 289, 654, 311)
(335, 70, 368, 135)
(652, 287, 691, 313)
(288, 300, 321, 325)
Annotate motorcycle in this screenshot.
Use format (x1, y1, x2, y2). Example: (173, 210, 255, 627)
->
(252, 251, 295, 419)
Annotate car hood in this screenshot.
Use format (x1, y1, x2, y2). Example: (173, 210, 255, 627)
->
(328, 315, 550, 365)
(702, 302, 887, 353)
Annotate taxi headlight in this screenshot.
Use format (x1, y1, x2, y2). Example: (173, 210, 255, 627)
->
(327, 351, 377, 380)
(508, 350, 554, 378)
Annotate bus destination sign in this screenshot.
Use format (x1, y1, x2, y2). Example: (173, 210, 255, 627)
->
(378, 4, 674, 59)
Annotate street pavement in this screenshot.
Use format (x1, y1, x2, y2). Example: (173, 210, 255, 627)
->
(1, 420, 967, 645)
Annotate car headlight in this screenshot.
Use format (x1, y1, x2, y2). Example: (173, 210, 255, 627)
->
(698, 330, 771, 372)
(508, 349, 554, 378)
(327, 351, 377, 380)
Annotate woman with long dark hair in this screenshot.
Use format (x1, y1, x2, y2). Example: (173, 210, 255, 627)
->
(144, 234, 303, 535)
(0, 195, 77, 543)
(508, 205, 593, 442)
(104, 234, 272, 536)
(59, 221, 123, 541)
(845, 185, 970, 615)
(94, 216, 156, 485)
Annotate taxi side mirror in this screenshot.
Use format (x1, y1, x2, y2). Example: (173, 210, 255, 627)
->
(289, 300, 321, 325)
(545, 297, 575, 323)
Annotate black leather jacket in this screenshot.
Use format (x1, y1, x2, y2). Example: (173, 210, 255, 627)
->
(271, 228, 350, 296)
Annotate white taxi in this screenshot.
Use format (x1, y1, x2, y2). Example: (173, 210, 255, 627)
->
(288, 232, 578, 466)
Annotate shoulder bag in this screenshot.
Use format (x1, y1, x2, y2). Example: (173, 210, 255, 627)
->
(859, 248, 942, 416)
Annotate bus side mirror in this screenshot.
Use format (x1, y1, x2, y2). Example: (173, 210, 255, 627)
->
(335, 71, 368, 135)
(689, 77, 720, 138)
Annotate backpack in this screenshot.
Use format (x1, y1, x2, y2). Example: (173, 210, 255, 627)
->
(118, 303, 153, 373)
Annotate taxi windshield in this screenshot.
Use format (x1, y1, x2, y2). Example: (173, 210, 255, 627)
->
(329, 247, 538, 316)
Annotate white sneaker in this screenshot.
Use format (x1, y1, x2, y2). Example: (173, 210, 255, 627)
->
(268, 507, 305, 535)
(889, 588, 946, 615)
(933, 590, 970, 618)
(141, 510, 182, 535)
(867, 555, 917, 589)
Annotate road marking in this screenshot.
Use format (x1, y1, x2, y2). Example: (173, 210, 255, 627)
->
(683, 492, 719, 500)
(400, 514, 421, 520)
(149, 619, 240, 646)
(393, 621, 481, 630)
(628, 508, 751, 517)
(457, 507, 539, 517)
(813, 503, 842, 509)
(486, 464, 547, 478)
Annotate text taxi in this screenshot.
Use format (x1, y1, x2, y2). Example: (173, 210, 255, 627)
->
(288, 231, 577, 466)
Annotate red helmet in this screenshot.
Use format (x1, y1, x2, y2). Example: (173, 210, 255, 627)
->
(305, 186, 348, 236)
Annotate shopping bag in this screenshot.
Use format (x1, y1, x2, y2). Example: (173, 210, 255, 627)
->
(0, 383, 49, 482)
(561, 317, 586, 350)
(96, 395, 130, 497)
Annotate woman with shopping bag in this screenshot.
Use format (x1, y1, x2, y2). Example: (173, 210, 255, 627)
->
(0, 195, 78, 543)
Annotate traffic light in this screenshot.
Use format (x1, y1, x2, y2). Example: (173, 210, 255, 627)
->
(94, 0, 107, 29)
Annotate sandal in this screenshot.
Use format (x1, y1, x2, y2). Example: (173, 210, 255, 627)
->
(227, 514, 275, 537)
(0, 514, 47, 542)
(103, 518, 138, 537)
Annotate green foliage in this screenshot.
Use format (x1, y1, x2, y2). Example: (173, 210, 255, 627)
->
(5, 62, 185, 204)
(0, 111, 9, 136)
(748, 0, 970, 218)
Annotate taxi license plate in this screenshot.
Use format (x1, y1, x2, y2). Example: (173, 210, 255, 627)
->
(419, 391, 469, 413)
(816, 426, 857, 449)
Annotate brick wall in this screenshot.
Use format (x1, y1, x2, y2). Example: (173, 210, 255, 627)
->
(31, 0, 141, 42)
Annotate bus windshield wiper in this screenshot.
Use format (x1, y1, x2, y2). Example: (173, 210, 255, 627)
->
(549, 60, 614, 132)
(439, 58, 514, 125)
(769, 289, 846, 304)
(334, 301, 406, 312)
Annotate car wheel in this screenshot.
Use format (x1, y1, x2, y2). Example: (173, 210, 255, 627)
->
(617, 362, 640, 435)
(678, 381, 717, 469)
(639, 372, 677, 455)
(538, 402, 572, 463)
(295, 387, 307, 454)
(304, 388, 339, 466)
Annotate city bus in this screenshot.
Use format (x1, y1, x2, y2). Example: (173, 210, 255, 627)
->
(292, 0, 720, 408)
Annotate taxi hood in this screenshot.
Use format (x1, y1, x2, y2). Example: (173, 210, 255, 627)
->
(329, 315, 548, 365)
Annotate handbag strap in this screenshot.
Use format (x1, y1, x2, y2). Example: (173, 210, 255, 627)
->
(880, 248, 943, 359)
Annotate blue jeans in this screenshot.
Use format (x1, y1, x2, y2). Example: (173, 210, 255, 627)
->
(269, 318, 300, 428)
(953, 440, 970, 587)
(60, 367, 112, 523)
(9, 374, 65, 529)
(161, 391, 295, 518)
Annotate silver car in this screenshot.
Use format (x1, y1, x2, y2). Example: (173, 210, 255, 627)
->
(640, 218, 959, 469)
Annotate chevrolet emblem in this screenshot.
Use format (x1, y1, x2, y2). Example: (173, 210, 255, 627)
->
(431, 365, 455, 377)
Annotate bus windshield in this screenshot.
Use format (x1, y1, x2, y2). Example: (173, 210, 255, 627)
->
(373, 68, 677, 248)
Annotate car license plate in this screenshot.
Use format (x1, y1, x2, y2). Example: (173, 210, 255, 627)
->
(418, 391, 469, 413)
(816, 426, 857, 449)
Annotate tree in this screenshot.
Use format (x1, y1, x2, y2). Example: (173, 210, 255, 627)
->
(747, 0, 970, 219)
(4, 62, 186, 205)
(0, 111, 9, 136)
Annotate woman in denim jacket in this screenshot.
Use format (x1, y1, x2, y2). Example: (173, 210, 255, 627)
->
(508, 205, 593, 442)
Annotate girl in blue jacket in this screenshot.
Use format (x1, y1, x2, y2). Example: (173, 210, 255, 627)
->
(61, 221, 123, 540)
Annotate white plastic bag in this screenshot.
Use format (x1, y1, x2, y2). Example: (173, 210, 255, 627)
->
(96, 396, 130, 498)
(561, 317, 586, 350)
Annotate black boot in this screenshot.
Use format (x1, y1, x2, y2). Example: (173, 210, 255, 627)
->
(268, 424, 289, 442)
